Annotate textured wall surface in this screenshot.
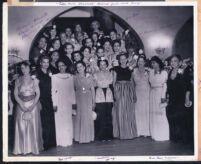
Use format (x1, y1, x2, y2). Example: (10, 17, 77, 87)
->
(8, 6, 193, 60)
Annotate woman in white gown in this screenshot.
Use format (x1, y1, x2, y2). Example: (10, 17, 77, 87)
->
(132, 55, 150, 137)
(149, 56, 169, 141)
(51, 59, 76, 147)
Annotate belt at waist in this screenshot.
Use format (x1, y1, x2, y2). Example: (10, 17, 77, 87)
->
(76, 88, 91, 93)
(19, 94, 36, 102)
(151, 85, 163, 88)
(116, 81, 131, 84)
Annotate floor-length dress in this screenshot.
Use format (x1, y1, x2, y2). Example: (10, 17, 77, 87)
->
(149, 70, 169, 141)
(13, 77, 43, 155)
(37, 69, 56, 150)
(74, 75, 94, 143)
(94, 71, 113, 141)
(51, 73, 75, 146)
(167, 70, 187, 142)
(133, 69, 150, 137)
(112, 66, 137, 139)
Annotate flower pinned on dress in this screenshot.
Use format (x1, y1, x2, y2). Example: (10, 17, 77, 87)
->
(49, 72, 52, 77)
(129, 66, 134, 71)
(89, 58, 94, 63)
(178, 68, 184, 74)
(49, 47, 54, 52)
(86, 73, 91, 78)
(125, 29, 129, 36)
(40, 49, 44, 54)
(133, 54, 139, 61)
(100, 57, 106, 61)
(31, 75, 36, 80)
(139, 49, 144, 55)
(71, 38, 76, 43)
(53, 25, 56, 29)
(97, 42, 101, 47)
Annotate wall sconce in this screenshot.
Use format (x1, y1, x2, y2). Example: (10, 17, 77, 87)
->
(8, 48, 24, 65)
(155, 47, 166, 56)
(148, 34, 172, 58)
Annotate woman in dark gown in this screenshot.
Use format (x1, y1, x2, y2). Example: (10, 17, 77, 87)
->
(166, 55, 188, 143)
(112, 53, 137, 139)
(183, 63, 194, 143)
(37, 55, 56, 150)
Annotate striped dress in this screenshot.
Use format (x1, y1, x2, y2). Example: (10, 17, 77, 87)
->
(112, 66, 137, 139)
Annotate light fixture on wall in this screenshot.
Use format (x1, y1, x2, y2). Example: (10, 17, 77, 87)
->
(155, 47, 166, 56)
(148, 33, 172, 59)
(8, 48, 24, 66)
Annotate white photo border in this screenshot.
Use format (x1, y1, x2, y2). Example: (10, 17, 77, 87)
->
(2, 1, 198, 162)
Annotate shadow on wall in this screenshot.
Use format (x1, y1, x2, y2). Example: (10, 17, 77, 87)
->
(172, 17, 193, 59)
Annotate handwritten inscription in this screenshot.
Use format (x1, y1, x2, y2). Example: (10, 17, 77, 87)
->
(16, 12, 49, 40)
(149, 156, 178, 160)
(125, 13, 140, 21)
(58, 156, 72, 161)
(96, 156, 116, 161)
(57, 2, 141, 6)
(57, 156, 116, 161)
(139, 21, 180, 35)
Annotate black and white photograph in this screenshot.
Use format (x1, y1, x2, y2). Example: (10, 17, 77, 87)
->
(3, 2, 197, 161)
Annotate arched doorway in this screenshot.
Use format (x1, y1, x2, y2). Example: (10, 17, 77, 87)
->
(172, 17, 193, 59)
(29, 6, 144, 58)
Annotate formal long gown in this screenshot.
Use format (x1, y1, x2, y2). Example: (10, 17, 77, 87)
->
(94, 71, 113, 141)
(133, 69, 150, 137)
(149, 70, 169, 141)
(37, 69, 56, 150)
(74, 75, 94, 143)
(167, 70, 187, 142)
(112, 66, 137, 139)
(13, 77, 43, 155)
(51, 73, 75, 146)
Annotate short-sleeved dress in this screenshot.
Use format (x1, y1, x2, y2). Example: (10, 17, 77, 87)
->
(73, 74, 95, 143)
(149, 70, 169, 141)
(112, 66, 137, 139)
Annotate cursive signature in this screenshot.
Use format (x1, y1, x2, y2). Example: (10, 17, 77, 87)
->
(149, 156, 178, 160)
(16, 12, 50, 40)
(58, 156, 72, 161)
(96, 156, 116, 161)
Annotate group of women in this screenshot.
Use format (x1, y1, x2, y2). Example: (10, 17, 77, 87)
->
(10, 20, 194, 155)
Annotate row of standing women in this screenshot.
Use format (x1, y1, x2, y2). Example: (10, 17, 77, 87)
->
(12, 52, 193, 155)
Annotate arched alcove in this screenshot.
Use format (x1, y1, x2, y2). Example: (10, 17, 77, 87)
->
(172, 17, 193, 59)
(29, 6, 144, 57)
